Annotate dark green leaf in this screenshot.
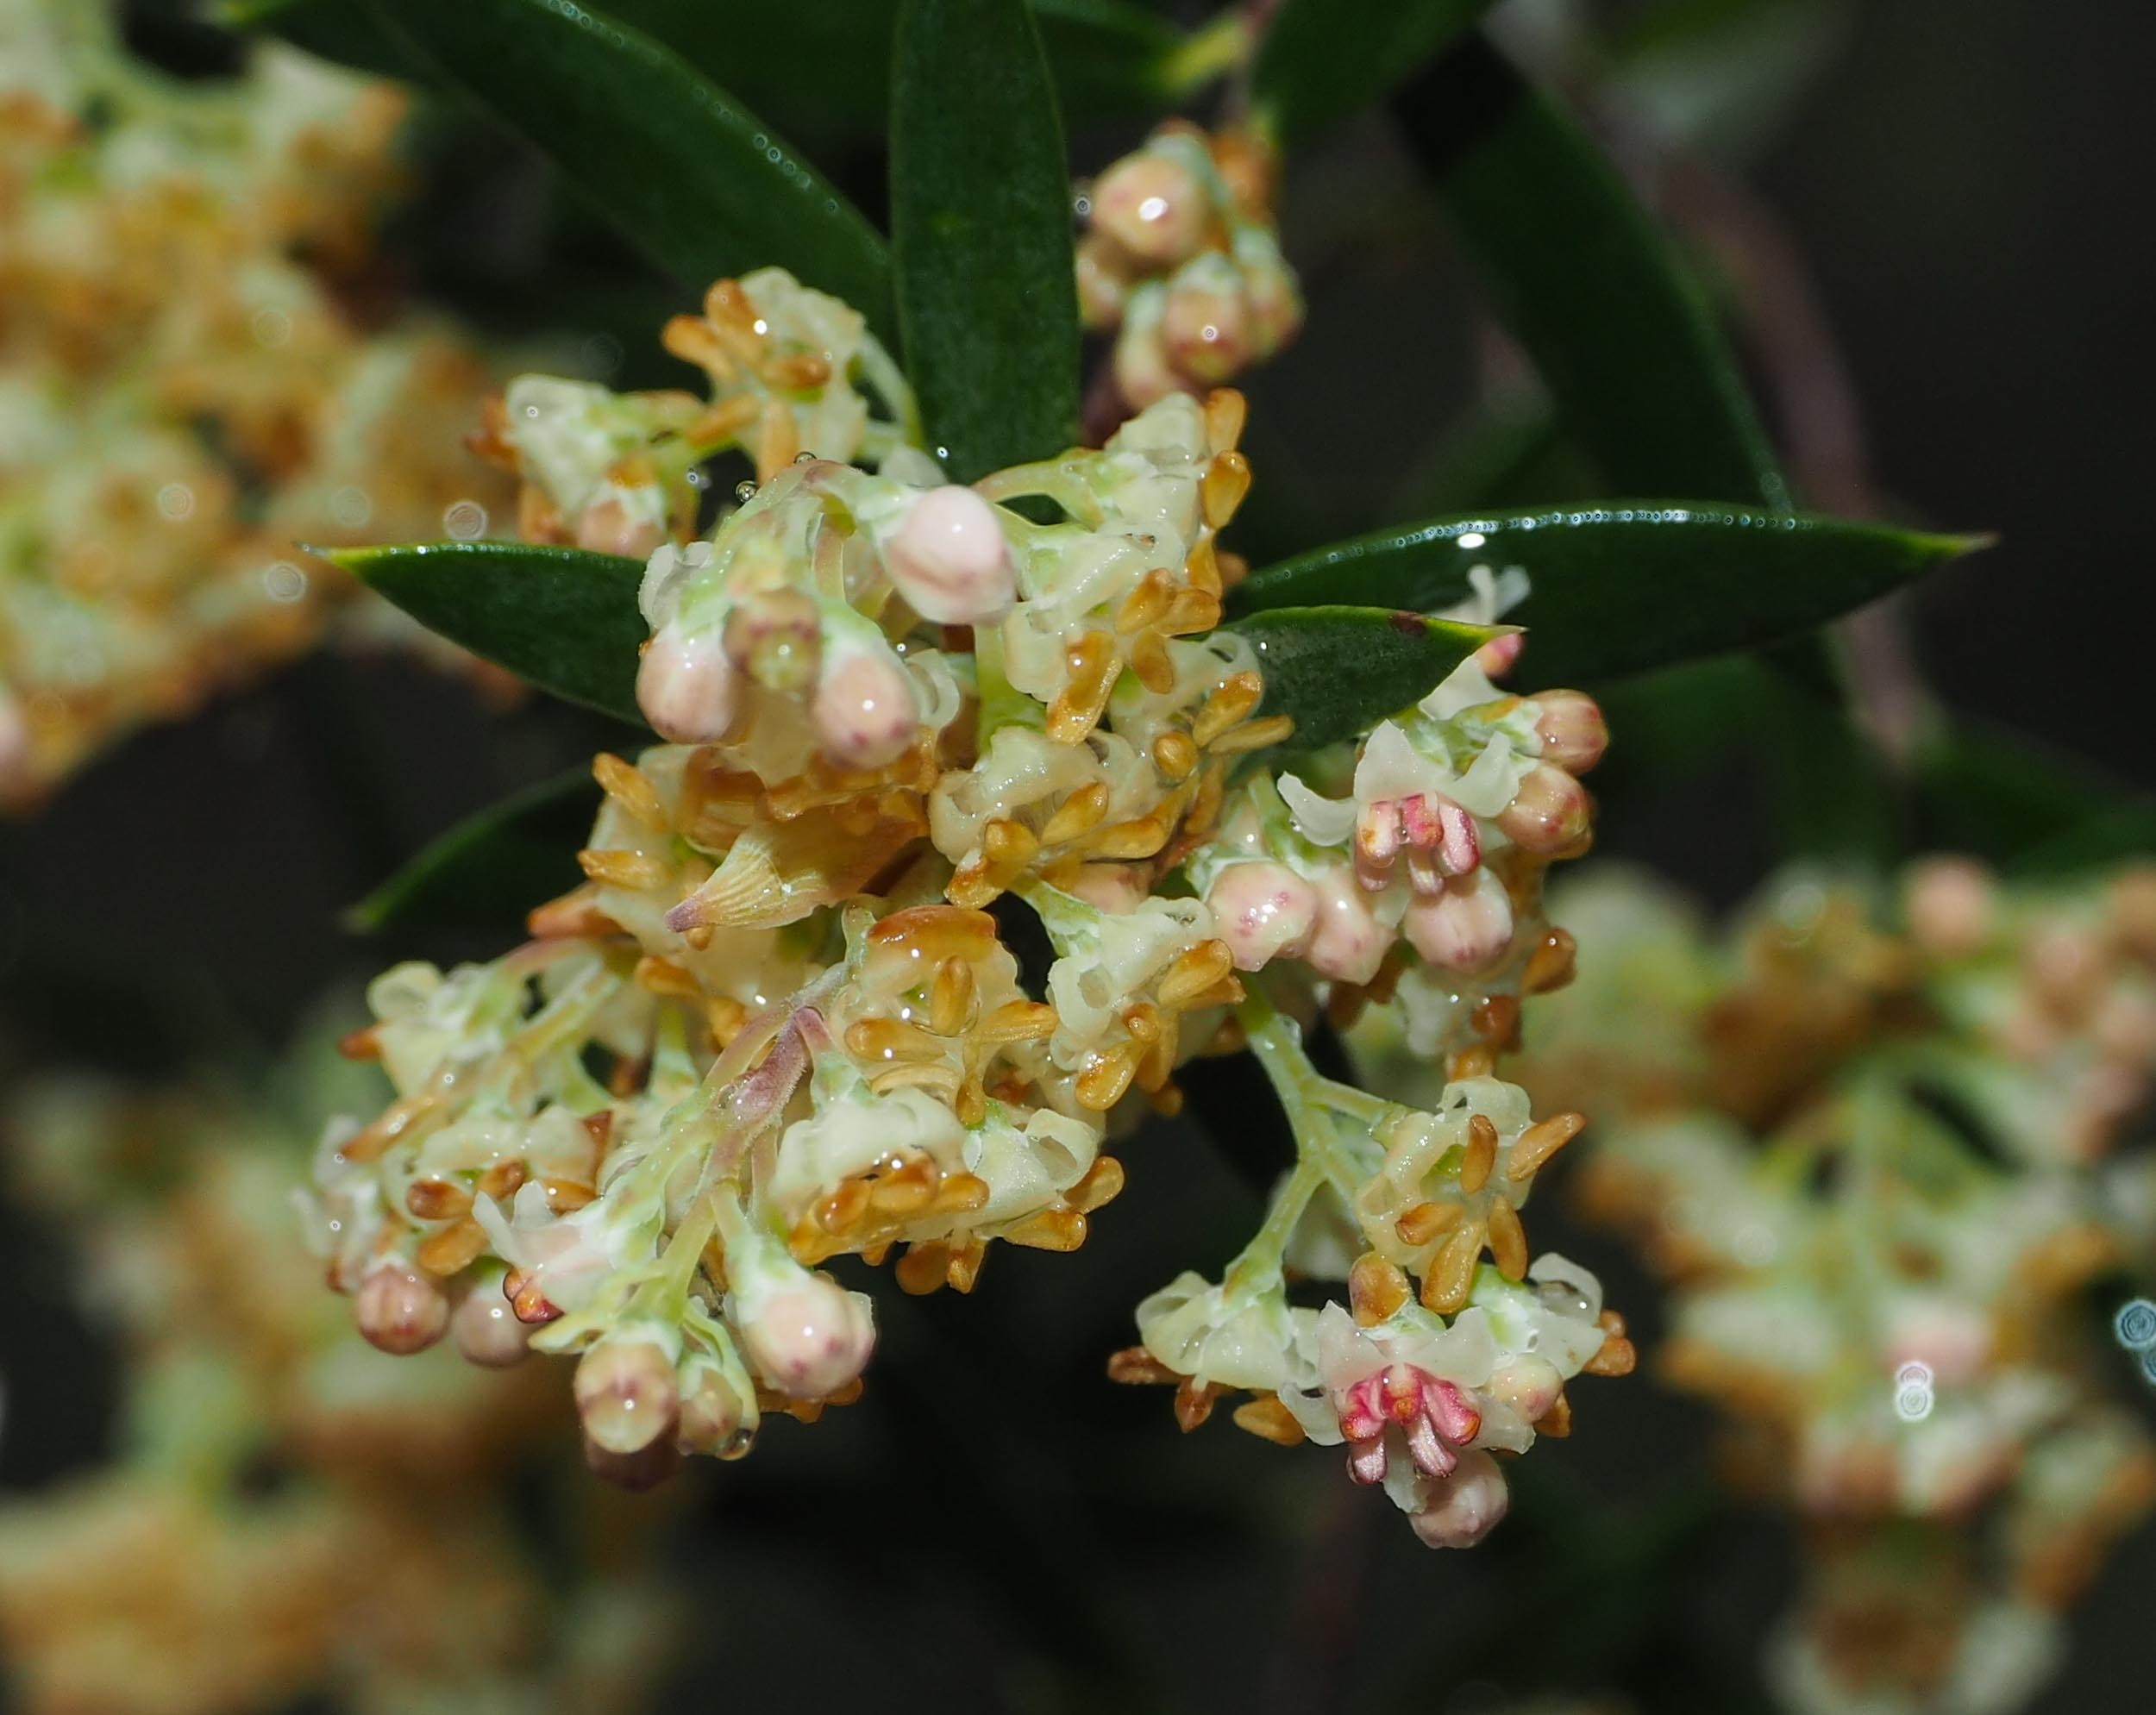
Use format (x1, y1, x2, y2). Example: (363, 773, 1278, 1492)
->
(1231, 504, 1984, 686)
(891, 0, 1081, 482)
(1225, 607, 1499, 751)
(1255, 0, 1500, 147)
(348, 769, 602, 935)
(1396, 36, 1789, 511)
(238, 0, 1194, 134)
(360, 0, 894, 337)
(322, 541, 649, 724)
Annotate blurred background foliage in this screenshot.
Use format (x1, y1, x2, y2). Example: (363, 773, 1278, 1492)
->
(0, 0, 2151, 1711)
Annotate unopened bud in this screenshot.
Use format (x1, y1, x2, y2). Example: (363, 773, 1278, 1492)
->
(1161, 273, 1250, 386)
(1065, 862, 1150, 916)
(884, 485, 1016, 624)
(356, 1262, 448, 1355)
(1204, 861, 1319, 971)
(1075, 238, 1127, 327)
(1486, 1355, 1564, 1424)
(1402, 870, 1514, 973)
(674, 1358, 753, 1458)
(1407, 1449, 1510, 1549)
(1531, 691, 1608, 774)
(1495, 764, 1590, 855)
(1089, 153, 1207, 267)
(636, 622, 736, 742)
(575, 489, 667, 559)
(574, 1337, 682, 1455)
(738, 1274, 876, 1399)
(812, 647, 920, 770)
(1113, 318, 1181, 410)
(451, 1280, 530, 1368)
(1305, 865, 1394, 985)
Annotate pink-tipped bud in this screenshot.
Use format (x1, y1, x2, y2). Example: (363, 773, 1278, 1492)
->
(452, 1281, 530, 1368)
(1407, 1449, 1510, 1549)
(740, 1276, 875, 1399)
(574, 1338, 682, 1455)
(1473, 634, 1524, 679)
(1240, 251, 1302, 355)
(812, 647, 920, 770)
(1205, 861, 1319, 972)
(675, 1364, 750, 1458)
(1495, 764, 1590, 855)
(884, 485, 1016, 624)
(1402, 871, 1515, 973)
(1306, 865, 1394, 985)
(356, 1263, 448, 1356)
(1161, 278, 1250, 386)
(1113, 321, 1182, 410)
(1066, 862, 1151, 916)
(1486, 1356, 1564, 1425)
(575, 491, 667, 559)
(1903, 857, 1996, 961)
(1531, 691, 1608, 774)
(636, 622, 736, 742)
(1089, 153, 1207, 267)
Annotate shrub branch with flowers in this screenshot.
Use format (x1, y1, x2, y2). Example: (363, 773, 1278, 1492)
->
(241, 0, 1984, 1551)
(22, 0, 2156, 1708)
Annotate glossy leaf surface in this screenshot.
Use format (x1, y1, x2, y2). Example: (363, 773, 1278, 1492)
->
(1225, 607, 1499, 750)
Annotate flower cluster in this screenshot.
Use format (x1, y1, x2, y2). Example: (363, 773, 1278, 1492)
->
(321, 278, 1625, 1540)
(1461, 861, 2156, 1713)
(0, 0, 511, 807)
(470, 266, 921, 558)
(0, 1051, 680, 1715)
(1076, 122, 1303, 408)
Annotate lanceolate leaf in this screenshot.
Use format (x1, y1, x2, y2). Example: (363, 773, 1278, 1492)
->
(323, 541, 649, 725)
(1226, 608, 1499, 751)
(891, 0, 1081, 482)
(349, 769, 601, 935)
(361, 0, 894, 338)
(1255, 0, 1501, 147)
(240, 0, 1194, 131)
(1230, 505, 1984, 686)
(1396, 36, 1789, 512)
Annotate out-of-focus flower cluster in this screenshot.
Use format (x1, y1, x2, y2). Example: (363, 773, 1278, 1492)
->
(0, 0, 511, 808)
(0, 1044, 680, 1715)
(321, 278, 1625, 1542)
(1076, 122, 1303, 409)
(1409, 860, 2156, 1713)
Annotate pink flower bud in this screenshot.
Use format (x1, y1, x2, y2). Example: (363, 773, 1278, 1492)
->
(1113, 321, 1182, 410)
(884, 485, 1016, 624)
(812, 647, 921, 770)
(355, 1263, 448, 1355)
(1407, 1449, 1510, 1549)
(1306, 866, 1394, 985)
(675, 1364, 750, 1458)
(1402, 870, 1515, 973)
(1240, 251, 1302, 354)
(1205, 861, 1320, 972)
(451, 1281, 530, 1368)
(1903, 857, 1996, 961)
(1161, 277, 1251, 386)
(575, 491, 666, 559)
(1473, 634, 1524, 679)
(1089, 153, 1206, 267)
(1495, 764, 1590, 855)
(1486, 1356, 1564, 1424)
(1531, 691, 1608, 774)
(739, 1276, 875, 1399)
(1066, 862, 1151, 916)
(574, 1337, 682, 1455)
(636, 622, 737, 742)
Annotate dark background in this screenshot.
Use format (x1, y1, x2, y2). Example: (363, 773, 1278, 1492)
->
(1, 1, 2151, 1710)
